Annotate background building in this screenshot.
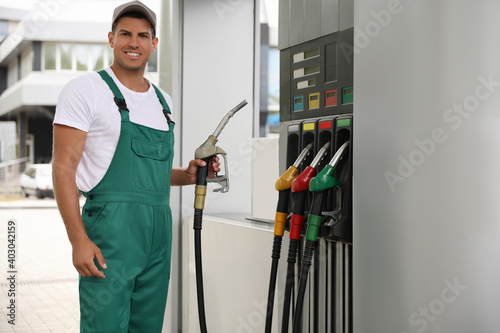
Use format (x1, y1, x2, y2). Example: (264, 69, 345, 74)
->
(0, 0, 159, 163)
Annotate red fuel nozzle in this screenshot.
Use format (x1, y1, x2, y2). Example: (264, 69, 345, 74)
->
(291, 166, 316, 192)
(291, 141, 330, 192)
(288, 142, 330, 240)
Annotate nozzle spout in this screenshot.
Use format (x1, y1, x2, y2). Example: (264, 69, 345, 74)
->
(328, 141, 349, 167)
(309, 142, 330, 169)
(292, 143, 313, 169)
(212, 100, 248, 138)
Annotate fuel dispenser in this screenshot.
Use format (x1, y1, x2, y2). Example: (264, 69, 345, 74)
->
(267, 0, 354, 331)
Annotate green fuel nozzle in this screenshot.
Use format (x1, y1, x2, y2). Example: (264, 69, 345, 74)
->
(306, 141, 349, 242)
(309, 141, 349, 193)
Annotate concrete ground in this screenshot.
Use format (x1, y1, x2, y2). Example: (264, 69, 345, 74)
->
(0, 197, 82, 333)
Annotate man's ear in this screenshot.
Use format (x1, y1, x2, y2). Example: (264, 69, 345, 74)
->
(108, 31, 114, 48)
(151, 37, 159, 53)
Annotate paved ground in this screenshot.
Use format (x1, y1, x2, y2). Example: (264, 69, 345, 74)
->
(0, 198, 83, 332)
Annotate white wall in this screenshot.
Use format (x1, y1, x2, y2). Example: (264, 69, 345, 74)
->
(181, 0, 256, 217)
(354, 1, 500, 332)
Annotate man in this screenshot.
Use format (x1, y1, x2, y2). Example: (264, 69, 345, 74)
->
(52, 1, 218, 331)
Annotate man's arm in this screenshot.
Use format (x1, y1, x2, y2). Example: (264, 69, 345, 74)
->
(52, 124, 107, 278)
(170, 157, 220, 186)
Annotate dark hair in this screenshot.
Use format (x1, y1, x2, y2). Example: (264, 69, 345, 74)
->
(112, 12, 156, 39)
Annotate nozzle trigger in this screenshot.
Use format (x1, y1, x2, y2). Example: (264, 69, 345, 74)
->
(207, 154, 230, 193)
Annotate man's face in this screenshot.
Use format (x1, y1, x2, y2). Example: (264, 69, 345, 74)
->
(108, 17, 158, 72)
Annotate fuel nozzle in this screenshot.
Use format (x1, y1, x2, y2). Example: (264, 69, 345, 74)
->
(273, 143, 313, 237)
(274, 143, 313, 192)
(309, 141, 349, 192)
(192, 100, 247, 333)
(193, 100, 247, 210)
(265, 142, 313, 333)
(291, 142, 330, 192)
(306, 141, 350, 241)
(288, 142, 330, 240)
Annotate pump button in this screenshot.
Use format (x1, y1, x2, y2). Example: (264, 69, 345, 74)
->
(325, 89, 337, 107)
(342, 87, 354, 104)
(309, 93, 320, 109)
(293, 96, 304, 112)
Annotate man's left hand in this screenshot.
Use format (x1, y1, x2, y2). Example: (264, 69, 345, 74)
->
(186, 156, 221, 183)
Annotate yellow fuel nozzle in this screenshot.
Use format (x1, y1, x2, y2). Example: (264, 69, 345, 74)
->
(275, 143, 313, 191)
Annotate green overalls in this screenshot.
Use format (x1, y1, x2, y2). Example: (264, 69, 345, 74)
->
(79, 70, 174, 333)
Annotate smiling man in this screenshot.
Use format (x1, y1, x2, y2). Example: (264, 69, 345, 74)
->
(52, 1, 218, 332)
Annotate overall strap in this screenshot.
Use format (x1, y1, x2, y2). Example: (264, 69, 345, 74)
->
(152, 84, 175, 126)
(97, 70, 130, 120)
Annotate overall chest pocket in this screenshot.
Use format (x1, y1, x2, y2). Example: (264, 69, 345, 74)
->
(131, 136, 172, 191)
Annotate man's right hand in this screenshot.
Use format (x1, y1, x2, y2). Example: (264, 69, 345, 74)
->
(72, 237, 107, 278)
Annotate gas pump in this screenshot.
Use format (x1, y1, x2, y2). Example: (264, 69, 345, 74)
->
(271, 0, 354, 331)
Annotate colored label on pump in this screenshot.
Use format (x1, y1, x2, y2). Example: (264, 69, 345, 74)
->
(342, 87, 353, 104)
(288, 124, 300, 132)
(303, 122, 315, 131)
(319, 120, 332, 129)
(309, 93, 320, 109)
(293, 96, 304, 112)
(325, 89, 337, 107)
(337, 118, 351, 127)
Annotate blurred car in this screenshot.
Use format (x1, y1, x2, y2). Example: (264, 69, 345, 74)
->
(20, 164, 54, 199)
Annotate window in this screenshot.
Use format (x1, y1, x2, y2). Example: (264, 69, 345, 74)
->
(40, 43, 128, 72)
(7, 58, 18, 87)
(44, 43, 56, 70)
(0, 20, 8, 38)
(147, 50, 157, 72)
(107, 46, 114, 67)
(76, 45, 88, 71)
(91, 45, 104, 71)
(60, 43, 72, 70)
(21, 47, 33, 78)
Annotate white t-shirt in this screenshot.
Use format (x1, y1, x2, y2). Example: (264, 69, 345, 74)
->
(54, 67, 174, 192)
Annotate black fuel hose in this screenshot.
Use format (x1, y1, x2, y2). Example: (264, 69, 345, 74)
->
(265, 234, 283, 333)
(291, 190, 325, 332)
(281, 237, 299, 333)
(281, 189, 308, 333)
(194, 157, 210, 333)
(265, 189, 290, 333)
(292, 239, 316, 333)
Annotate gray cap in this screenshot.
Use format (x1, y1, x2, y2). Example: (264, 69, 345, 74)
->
(112, 1, 156, 32)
